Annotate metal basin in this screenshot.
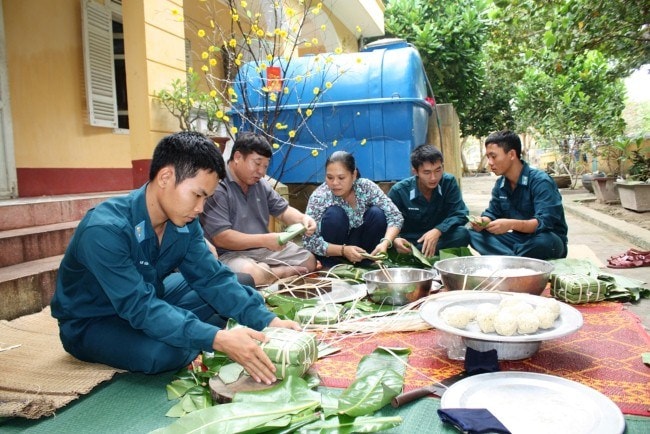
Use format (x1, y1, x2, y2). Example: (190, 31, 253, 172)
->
(363, 268, 435, 305)
(434, 256, 554, 295)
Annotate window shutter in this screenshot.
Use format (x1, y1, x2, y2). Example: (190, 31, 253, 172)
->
(81, 0, 118, 128)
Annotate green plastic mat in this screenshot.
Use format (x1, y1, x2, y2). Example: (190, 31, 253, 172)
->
(1, 372, 647, 433)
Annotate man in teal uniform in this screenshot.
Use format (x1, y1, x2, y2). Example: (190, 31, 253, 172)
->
(388, 144, 470, 257)
(469, 130, 568, 259)
(50, 131, 298, 381)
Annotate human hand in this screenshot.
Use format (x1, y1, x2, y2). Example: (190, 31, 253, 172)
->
(268, 317, 301, 331)
(485, 219, 514, 235)
(212, 327, 277, 384)
(204, 238, 219, 259)
(302, 215, 317, 236)
(342, 245, 366, 263)
(469, 216, 490, 232)
(417, 229, 441, 257)
(394, 237, 412, 254)
(267, 233, 286, 251)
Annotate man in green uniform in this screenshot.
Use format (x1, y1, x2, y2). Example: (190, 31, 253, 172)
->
(469, 130, 568, 259)
(51, 131, 298, 381)
(388, 144, 470, 257)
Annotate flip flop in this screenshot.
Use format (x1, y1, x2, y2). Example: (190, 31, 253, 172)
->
(607, 249, 650, 269)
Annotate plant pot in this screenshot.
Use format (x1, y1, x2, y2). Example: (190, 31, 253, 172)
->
(592, 177, 620, 204)
(551, 174, 571, 189)
(615, 182, 650, 212)
(581, 172, 605, 194)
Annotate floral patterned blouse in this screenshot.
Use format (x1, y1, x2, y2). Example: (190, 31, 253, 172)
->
(302, 178, 403, 256)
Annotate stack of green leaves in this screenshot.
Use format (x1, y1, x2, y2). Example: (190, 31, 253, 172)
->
(260, 327, 318, 379)
(550, 273, 610, 304)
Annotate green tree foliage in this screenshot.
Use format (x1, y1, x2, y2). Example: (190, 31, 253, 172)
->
(384, 0, 491, 136)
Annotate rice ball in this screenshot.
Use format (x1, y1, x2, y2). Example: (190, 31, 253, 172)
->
(476, 310, 498, 333)
(494, 311, 518, 336)
(499, 295, 530, 309)
(476, 303, 499, 315)
(441, 305, 475, 329)
(534, 306, 557, 329)
(538, 298, 561, 319)
(517, 312, 540, 334)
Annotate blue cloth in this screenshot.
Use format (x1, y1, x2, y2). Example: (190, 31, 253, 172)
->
(437, 408, 511, 433)
(317, 205, 387, 267)
(50, 184, 275, 374)
(388, 174, 470, 253)
(469, 162, 568, 260)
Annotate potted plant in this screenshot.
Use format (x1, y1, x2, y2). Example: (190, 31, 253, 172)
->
(615, 144, 650, 212)
(155, 70, 229, 151)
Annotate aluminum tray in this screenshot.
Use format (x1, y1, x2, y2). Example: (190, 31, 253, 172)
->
(441, 372, 624, 434)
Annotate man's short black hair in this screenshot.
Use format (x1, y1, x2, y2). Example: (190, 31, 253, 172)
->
(410, 144, 444, 170)
(229, 131, 273, 162)
(485, 130, 522, 159)
(149, 131, 225, 183)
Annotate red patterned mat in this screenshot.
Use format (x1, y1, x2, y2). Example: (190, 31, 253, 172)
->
(313, 302, 650, 416)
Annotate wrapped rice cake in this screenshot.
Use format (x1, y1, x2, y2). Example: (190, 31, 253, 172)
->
(550, 273, 608, 304)
(260, 327, 318, 379)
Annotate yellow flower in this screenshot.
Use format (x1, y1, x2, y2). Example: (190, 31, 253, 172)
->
(229, 38, 237, 48)
(241, 1, 247, 7)
(198, 29, 206, 38)
(257, 29, 264, 37)
(209, 59, 217, 66)
(273, 143, 280, 149)
(283, 87, 289, 94)
(333, 140, 338, 147)
(321, 24, 327, 31)
(305, 109, 313, 117)
(335, 47, 343, 55)
(209, 45, 216, 52)
(269, 93, 277, 102)
(286, 7, 296, 17)
(201, 65, 208, 72)
(266, 54, 273, 62)
(246, 37, 252, 45)
(216, 110, 224, 119)
(279, 30, 287, 38)
(275, 122, 287, 129)
(222, 115, 230, 122)
(232, 14, 239, 22)
(295, 75, 303, 83)
(356, 57, 362, 64)
(262, 86, 269, 93)
(361, 138, 367, 145)
(311, 149, 319, 157)
(304, 42, 312, 48)
(313, 87, 320, 95)
(230, 126, 238, 135)
(235, 58, 242, 66)
(356, 25, 362, 33)
(210, 20, 215, 29)
(228, 88, 236, 96)
(325, 82, 332, 89)
(188, 67, 194, 74)
(289, 130, 296, 138)
(171, 9, 179, 16)
(274, 28, 281, 35)
(312, 38, 318, 45)
(209, 90, 217, 98)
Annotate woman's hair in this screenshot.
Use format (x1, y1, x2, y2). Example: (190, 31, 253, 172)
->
(326, 151, 360, 177)
(229, 131, 273, 162)
(485, 130, 522, 159)
(149, 131, 225, 183)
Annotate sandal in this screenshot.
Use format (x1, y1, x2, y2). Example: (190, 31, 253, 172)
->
(607, 249, 650, 269)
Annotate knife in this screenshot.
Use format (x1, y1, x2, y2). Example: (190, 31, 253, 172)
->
(391, 371, 468, 408)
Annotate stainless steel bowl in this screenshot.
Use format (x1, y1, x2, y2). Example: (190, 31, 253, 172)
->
(363, 268, 436, 305)
(434, 256, 554, 295)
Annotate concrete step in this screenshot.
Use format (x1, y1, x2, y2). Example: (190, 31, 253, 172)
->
(0, 221, 78, 267)
(0, 255, 62, 321)
(0, 191, 121, 231)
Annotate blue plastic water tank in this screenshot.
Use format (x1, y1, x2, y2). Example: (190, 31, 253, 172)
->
(230, 39, 432, 183)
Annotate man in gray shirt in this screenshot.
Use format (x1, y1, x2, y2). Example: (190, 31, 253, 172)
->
(201, 132, 317, 286)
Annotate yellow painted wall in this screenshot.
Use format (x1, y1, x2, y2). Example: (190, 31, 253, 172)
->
(5, 0, 131, 169)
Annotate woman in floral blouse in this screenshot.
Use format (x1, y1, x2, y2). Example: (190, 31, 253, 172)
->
(302, 151, 403, 268)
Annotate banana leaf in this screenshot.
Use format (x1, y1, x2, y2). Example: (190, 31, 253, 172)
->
(278, 223, 307, 245)
(165, 385, 212, 417)
(337, 347, 410, 417)
(233, 375, 338, 412)
(325, 264, 373, 282)
(296, 415, 403, 433)
(150, 400, 320, 434)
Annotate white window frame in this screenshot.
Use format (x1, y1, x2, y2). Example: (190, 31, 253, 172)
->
(81, 0, 119, 128)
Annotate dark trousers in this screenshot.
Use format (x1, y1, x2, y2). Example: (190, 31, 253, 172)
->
(59, 273, 222, 374)
(469, 230, 567, 260)
(317, 205, 387, 268)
